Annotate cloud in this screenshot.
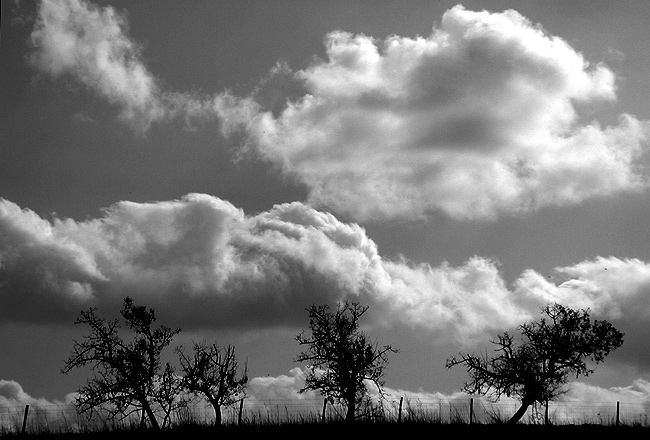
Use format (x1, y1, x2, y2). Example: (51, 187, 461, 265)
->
(246, 367, 317, 403)
(195, 370, 650, 424)
(27, 2, 649, 220)
(0, 194, 532, 345)
(515, 256, 650, 319)
(2, 374, 648, 428)
(0, 380, 75, 431)
(0, 380, 50, 407)
(562, 379, 650, 406)
(221, 5, 649, 221)
(514, 256, 650, 370)
(4, 193, 650, 355)
(28, 0, 218, 132)
(29, 0, 162, 129)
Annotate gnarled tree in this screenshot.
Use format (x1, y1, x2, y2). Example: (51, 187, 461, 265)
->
(446, 303, 624, 424)
(62, 297, 181, 429)
(177, 342, 248, 426)
(295, 301, 397, 422)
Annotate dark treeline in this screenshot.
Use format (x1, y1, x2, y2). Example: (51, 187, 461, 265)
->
(57, 297, 624, 431)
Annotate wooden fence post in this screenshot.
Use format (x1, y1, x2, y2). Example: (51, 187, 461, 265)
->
(238, 398, 244, 426)
(545, 399, 549, 425)
(398, 396, 403, 423)
(321, 398, 327, 423)
(469, 398, 474, 424)
(616, 401, 620, 426)
(21, 405, 29, 435)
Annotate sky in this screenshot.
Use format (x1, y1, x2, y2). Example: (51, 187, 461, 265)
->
(2, 0, 650, 416)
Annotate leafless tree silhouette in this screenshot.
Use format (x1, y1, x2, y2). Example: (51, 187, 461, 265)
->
(446, 303, 624, 424)
(295, 301, 397, 422)
(62, 297, 180, 429)
(177, 342, 248, 426)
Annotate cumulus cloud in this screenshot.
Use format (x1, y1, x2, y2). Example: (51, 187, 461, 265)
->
(2, 373, 648, 428)
(218, 370, 650, 424)
(29, 0, 161, 129)
(246, 367, 316, 403)
(28, 0, 216, 132)
(0, 380, 75, 431)
(515, 256, 650, 319)
(514, 256, 650, 370)
(0, 380, 53, 407)
(4, 194, 650, 352)
(0, 194, 532, 344)
(222, 5, 649, 221)
(562, 379, 650, 406)
(27, 2, 650, 221)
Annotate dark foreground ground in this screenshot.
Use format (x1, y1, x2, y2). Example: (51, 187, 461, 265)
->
(6, 422, 650, 439)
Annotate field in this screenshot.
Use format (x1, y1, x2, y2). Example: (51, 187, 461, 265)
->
(3, 398, 649, 439)
(3, 421, 650, 440)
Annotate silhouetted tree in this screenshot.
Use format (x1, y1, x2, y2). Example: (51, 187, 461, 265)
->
(62, 297, 181, 429)
(295, 301, 397, 422)
(177, 342, 248, 426)
(155, 362, 186, 428)
(446, 303, 624, 424)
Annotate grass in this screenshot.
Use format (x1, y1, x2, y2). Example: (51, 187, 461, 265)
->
(3, 420, 650, 440)
(3, 400, 650, 439)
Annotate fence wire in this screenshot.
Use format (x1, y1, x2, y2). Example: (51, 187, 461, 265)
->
(1, 398, 648, 434)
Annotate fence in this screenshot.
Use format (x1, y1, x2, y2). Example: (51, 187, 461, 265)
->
(1, 397, 649, 434)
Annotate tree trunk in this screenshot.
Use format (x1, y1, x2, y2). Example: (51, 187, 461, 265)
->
(344, 379, 357, 423)
(143, 402, 161, 430)
(345, 399, 356, 423)
(507, 398, 533, 425)
(209, 398, 222, 426)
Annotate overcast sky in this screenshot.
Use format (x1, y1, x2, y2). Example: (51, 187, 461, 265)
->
(2, 0, 650, 413)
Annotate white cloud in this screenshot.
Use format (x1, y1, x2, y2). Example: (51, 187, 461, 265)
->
(222, 5, 649, 221)
(0, 380, 48, 407)
(246, 367, 317, 403)
(5, 195, 650, 351)
(555, 380, 650, 423)
(0, 380, 75, 431)
(29, 0, 163, 129)
(562, 379, 650, 406)
(515, 256, 650, 319)
(0, 194, 530, 344)
(4, 193, 650, 363)
(28, 2, 649, 220)
(2, 374, 648, 428)
(28, 2, 650, 221)
(28, 0, 217, 132)
(236, 370, 650, 424)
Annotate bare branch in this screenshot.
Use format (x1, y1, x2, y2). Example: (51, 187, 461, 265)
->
(62, 297, 181, 430)
(445, 303, 624, 424)
(295, 301, 397, 422)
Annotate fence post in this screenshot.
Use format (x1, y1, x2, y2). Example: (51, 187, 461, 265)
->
(398, 396, 403, 423)
(616, 401, 620, 426)
(238, 398, 244, 426)
(545, 399, 549, 425)
(321, 398, 327, 423)
(469, 398, 474, 424)
(21, 404, 29, 435)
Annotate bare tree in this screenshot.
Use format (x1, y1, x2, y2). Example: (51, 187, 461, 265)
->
(62, 297, 180, 429)
(295, 301, 397, 422)
(154, 362, 186, 428)
(177, 342, 248, 426)
(446, 303, 624, 424)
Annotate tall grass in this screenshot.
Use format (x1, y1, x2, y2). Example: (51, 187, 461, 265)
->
(2, 398, 649, 436)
